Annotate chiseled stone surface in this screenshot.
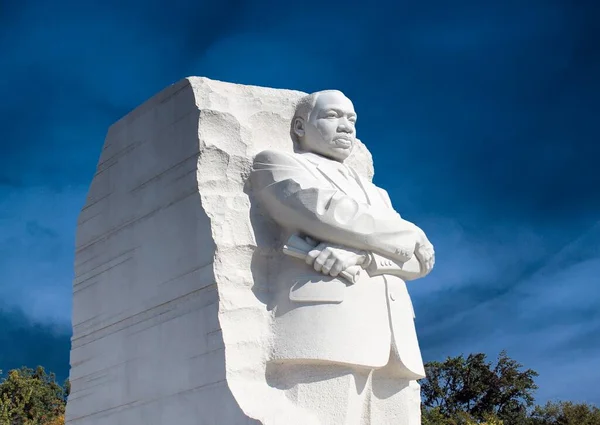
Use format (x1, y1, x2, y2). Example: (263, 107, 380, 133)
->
(66, 77, 375, 424)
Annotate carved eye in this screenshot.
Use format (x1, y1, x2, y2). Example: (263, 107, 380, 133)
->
(325, 111, 338, 118)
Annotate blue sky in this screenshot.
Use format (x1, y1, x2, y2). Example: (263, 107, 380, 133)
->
(1, 0, 599, 406)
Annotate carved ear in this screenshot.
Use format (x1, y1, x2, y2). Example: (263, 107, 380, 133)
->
(292, 117, 305, 138)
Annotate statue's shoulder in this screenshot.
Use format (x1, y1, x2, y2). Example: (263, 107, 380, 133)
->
(253, 149, 310, 169)
(376, 187, 393, 208)
(251, 150, 315, 187)
(254, 149, 295, 163)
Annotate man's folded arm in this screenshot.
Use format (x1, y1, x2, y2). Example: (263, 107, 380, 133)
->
(365, 252, 428, 281)
(251, 150, 417, 261)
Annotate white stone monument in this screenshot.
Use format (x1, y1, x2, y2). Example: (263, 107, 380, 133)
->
(66, 77, 435, 425)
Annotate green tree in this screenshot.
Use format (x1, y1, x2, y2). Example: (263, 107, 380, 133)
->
(0, 366, 68, 425)
(528, 401, 600, 425)
(421, 351, 538, 425)
(423, 406, 505, 425)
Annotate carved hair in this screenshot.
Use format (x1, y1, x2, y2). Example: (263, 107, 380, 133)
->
(290, 90, 342, 144)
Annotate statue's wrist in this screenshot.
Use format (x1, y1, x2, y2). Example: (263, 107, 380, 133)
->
(361, 252, 373, 268)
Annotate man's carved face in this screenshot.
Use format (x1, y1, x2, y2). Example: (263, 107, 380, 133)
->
(298, 91, 357, 162)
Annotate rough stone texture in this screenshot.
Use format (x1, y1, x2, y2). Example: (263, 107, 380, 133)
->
(66, 77, 374, 424)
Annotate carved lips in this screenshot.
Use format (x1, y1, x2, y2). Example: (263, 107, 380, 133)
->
(333, 136, 353, 148)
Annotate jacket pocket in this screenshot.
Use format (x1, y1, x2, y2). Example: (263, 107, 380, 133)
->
(289, 276, 346, 303)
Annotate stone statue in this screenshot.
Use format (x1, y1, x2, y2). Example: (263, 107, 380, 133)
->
(66, 78, 433, 425)
(251, 90, 435, 424)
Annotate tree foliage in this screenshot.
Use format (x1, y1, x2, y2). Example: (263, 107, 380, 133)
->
(422, 351, 538, 424)
(528, 401, 600, 425)
(0, 366, 68, 425)
(421, 351, 600, 425)
(423, 407, 505, 425)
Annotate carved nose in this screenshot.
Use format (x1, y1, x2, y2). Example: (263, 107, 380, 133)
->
(337, 123, 353, 133)
(337, 117, 354, 133)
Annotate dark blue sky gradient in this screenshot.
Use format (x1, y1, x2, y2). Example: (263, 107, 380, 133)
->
(1, 0, 599, 405)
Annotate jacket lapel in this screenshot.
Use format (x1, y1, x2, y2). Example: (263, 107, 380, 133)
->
(302, 154, 356, 197)
(299, 153, 385, 208)
(352, 171, 389, 209)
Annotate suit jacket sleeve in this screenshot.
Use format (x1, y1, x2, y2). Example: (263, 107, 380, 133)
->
(251, 150, 418, 261)
(365, 252, 424, 281)
(365, 187, 432, 280)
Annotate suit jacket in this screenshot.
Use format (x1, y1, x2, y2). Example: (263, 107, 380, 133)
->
(251, 149, 427, 379)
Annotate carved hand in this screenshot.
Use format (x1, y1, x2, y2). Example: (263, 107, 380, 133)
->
(414, 228, 435, 275)
(306, 243, 368, 278)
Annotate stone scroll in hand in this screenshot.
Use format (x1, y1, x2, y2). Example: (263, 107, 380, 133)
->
(282, 234, 362, 284)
